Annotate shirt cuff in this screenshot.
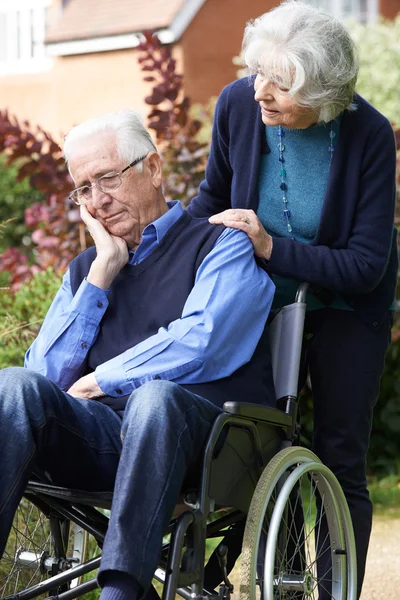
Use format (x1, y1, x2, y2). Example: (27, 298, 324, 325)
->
(95, 354, 134, 397)
(70, 278, 109, 321)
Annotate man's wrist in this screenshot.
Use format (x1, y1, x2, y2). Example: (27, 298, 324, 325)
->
(87, 258, 117, 290)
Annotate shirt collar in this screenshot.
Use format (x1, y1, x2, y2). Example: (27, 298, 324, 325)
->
(144, 200, 183, 243)
(128, 200, 184, 260)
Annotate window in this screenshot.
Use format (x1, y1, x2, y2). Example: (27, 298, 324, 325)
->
(305, 0, 378, 23)
(0, 0, 52, 75)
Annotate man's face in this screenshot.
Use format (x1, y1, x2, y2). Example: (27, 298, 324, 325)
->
(69, 131, 164, 250)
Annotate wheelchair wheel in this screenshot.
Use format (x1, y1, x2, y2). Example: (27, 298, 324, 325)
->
(240, 447, 357, 600)
(0, 497, 88, 598)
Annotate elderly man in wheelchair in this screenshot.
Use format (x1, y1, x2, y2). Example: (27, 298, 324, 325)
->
(0, 110, 356, 600)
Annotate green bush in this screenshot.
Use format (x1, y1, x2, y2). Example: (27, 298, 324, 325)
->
(0, 155, 44, 254)
(0, 268, 62, 369)
(367, 334, 400, 474)
(349, 16, 400, 127)
(368, 472, 400, 512)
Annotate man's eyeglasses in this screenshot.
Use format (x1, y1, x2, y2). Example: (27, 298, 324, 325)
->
(69, 154, 148, 205)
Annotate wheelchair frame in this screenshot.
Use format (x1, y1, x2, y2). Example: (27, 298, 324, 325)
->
(0, 284, 358, 600)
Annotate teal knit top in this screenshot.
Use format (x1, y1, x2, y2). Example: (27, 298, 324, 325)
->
(257, 118, 353, 311)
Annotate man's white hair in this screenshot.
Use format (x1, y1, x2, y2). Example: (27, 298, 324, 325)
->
(64, 109, 157, 172)
(242, 0, 359, 122)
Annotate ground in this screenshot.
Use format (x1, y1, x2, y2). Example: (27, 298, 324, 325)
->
(361, 514, 400, 599)
(227, 513, 400, 599)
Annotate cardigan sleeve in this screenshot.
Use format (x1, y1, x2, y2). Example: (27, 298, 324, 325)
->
(266, 118, 397, 295)
(187, 85, 234, 218)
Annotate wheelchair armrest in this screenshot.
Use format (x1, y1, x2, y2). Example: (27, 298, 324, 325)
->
(223, 402, 292, 428)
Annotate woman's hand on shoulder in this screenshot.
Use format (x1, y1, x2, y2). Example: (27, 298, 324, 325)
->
(209, 209, 273, 260)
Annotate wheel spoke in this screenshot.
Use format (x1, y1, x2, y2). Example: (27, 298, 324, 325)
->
(240, 447, 356, 600)
(0, 497, 89, 598)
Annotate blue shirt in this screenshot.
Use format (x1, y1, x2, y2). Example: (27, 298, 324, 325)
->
(25, 201, 275, 396)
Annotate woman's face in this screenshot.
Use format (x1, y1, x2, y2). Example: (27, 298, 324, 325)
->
(254, 73, 317, 129)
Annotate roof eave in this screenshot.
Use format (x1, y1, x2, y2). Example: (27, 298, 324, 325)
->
(46, 29, 177, 57)
(45, 0, 206, 56)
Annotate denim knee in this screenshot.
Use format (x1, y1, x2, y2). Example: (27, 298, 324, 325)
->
(122, 380, 186, 425)
(1, 366, 42, 388)
(0, 367, 55, 423)
(0, 366, 27, 385)
(0, 366, 37, 403)
(121, 380, 220, 442)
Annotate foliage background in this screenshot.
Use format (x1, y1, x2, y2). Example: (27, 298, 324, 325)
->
(0, 268, 62, 368)
(0, 155, 44, 254)
(349, 16, 400, 128)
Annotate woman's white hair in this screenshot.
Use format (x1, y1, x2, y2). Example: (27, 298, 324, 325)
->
(242, 0, 359, 122)
(64, 109, 157, 172)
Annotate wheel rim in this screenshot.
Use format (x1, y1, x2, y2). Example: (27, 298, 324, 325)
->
(0, 499, 56, 597)
(0, 498, 87, 598)
(264, 461, 346, 600)
(240, 447, 356, 600)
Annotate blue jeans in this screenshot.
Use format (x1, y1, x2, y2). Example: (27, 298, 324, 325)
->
(0, 368, 221, 590)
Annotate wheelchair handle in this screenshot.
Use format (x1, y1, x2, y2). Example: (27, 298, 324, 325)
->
(295, 282, 309, 304)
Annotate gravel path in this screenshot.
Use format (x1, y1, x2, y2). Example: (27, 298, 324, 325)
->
(361, 515, 400, 600)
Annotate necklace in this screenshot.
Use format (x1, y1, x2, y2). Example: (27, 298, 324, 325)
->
(277, 123, 336, 236)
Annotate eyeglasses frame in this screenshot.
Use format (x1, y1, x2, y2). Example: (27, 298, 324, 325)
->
(69, 154, 149, 205)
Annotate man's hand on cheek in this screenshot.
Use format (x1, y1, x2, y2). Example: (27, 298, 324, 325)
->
(67, 373, 105, 400)
(81, 205, 129, 289)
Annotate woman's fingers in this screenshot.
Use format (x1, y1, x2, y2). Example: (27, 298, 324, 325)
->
(209, 209, 255, 228)
(209, 209, 272, 259)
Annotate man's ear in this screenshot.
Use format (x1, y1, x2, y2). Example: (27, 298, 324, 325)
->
(147, 152, 163, 189)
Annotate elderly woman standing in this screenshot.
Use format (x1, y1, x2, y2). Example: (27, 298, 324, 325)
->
(188, 0, 397, 597)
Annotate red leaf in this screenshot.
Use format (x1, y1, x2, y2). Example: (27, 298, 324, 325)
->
(145, 89, 165, 105)
(165, 89, 178, 101)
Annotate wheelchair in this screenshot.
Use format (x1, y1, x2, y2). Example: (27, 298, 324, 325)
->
(0, 283, 357, 600)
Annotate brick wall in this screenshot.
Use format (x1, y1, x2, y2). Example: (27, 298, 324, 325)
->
(180, 0, 276, 103)
(380, 0, 400, 19)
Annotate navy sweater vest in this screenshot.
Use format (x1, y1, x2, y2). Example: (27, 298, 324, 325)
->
(69, 211, 275, 411)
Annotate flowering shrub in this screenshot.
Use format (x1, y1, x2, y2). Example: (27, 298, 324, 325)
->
(0, 111, 83, 289)
(137, 32, 210, 206)
(0, 156, 44, 254)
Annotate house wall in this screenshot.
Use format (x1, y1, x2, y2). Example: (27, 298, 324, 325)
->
(46, 48, 156, 134)
(180, 0, 276, 103)
(0, 70, 55, 132)
(380, 0, 400, 19)
(0, 47, 169, 140)
(0, 0, 398, 138)
(0, 0, 275, 138)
